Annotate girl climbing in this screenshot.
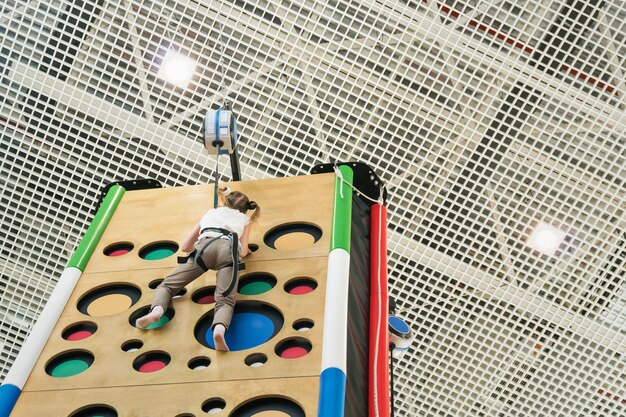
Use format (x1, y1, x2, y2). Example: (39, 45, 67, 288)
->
(136, 186, 260, 352)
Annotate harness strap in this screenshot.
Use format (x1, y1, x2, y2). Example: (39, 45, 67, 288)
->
(222, 232, 238, 297)
(201, 227, 233, 236)
(181, 227, 239, 297)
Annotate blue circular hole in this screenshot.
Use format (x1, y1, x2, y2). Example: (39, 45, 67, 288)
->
(194, 302, 283, 352)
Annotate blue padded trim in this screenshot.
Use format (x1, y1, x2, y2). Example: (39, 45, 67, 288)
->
(318, 367, 346, 417)
(0, 384, 21, 417)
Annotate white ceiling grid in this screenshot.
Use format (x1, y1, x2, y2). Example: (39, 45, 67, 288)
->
(0, 0, 624, 416)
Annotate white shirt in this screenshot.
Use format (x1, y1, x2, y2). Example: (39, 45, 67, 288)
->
(198, 207, 250, 237)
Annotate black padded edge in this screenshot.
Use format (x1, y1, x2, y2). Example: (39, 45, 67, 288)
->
(96, 178, 163, 211)
(311, 161, 387, 206)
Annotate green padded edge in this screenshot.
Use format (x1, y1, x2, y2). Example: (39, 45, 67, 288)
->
(67, 185, 125, 271)
(330, 165, 354, 252)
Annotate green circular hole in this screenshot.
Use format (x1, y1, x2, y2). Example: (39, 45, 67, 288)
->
(46, 351, 94, 378)
(51, 359, 89, 377)
(237, 273, 276, 296)
(240, 281, 273, 295)
(139, 242, 178, 261)
(146, 314, 171, 329)
(130, 306, 175, 330)
(144, 248, 174, 260)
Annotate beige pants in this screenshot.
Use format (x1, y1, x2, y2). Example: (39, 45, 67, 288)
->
(152, 237, 238, 329)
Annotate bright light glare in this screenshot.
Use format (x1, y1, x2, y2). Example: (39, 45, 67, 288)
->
(157, 50, 196, 88)
(527, 222, 567, 256)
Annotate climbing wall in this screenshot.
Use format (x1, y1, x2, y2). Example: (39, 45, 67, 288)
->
(10, 173, 336, 417)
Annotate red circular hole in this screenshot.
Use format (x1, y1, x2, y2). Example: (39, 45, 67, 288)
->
(108, 249, 130, 256)
(103, 243, 134, 257)
(285, 278, 317, 295)
(66, 330, 94, 341)
(133, 351, 170, 373)
(138, 360, 167, 373)
(275, 338, 311, 360)
(62, 322, 97, 341)
(289, 285, 314, 295)
(192, 287, 217, 305)
(280, 346, 309, 359)
(197, 294, 215, 304)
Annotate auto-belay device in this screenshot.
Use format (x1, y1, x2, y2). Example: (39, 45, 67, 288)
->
(203, 106, 241, 208)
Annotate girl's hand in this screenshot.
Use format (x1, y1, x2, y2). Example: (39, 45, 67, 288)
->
(239, 223, 252, 257)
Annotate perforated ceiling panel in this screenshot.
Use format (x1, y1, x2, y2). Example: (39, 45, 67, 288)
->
(1, 0, 625, 416)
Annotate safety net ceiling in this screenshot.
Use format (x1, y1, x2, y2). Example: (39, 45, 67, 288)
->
(0, 0, 624, 416)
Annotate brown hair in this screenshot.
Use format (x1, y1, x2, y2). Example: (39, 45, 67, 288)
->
(218, 186, 260, 222)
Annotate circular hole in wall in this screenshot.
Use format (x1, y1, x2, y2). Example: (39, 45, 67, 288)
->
(238, 273, 277, 295)
(172, 287, 187, 299)
(62, 322, 97, 341)
(139, 241, 179, 260)
(192, 286, 217, 305)
(77, 284, 141, 317)
(149, 279, 164, 289)
(194, 302, 283, 352)
(133, 351, 171, 373)
(292, 319, 314, 332)
(263, 223, 322, 251)
(202, 398, 226, 414)
(103, 242, 134, 257)
(46, 350, 94, 378)
(121, 340, 144, 352)
(275, 338, 312, 359)
(129, 306, 175, 330)
(230, 397, 305, 417)
(284, 278, 317, 295)
(188, 356, 211, 370)
(244, 353, 268, 367)
(69, 404, 118, 417)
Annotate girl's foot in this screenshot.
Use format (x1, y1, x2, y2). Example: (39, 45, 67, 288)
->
(213, 324, 229, 352)
(136, 306, 164, 329)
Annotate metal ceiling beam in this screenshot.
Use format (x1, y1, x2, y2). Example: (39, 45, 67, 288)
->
(388, 229, 626, 354)
(362, 0, 624, 132)
(8, 62, 214, 168)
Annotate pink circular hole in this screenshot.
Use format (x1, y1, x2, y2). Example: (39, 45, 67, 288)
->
(192, 287, 217, 305)
(138, 360, 167, 373)
(280, 346, 309, 359)
(66, 330, 94, 341)
(289, 285, 314, 295)
(103, 243, 134, 257)
(108, 249, 130, 257)
(197, 295, 215, 304)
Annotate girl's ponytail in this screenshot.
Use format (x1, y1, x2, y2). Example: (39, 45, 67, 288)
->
(219, 186, 259, 222)
(247, 201, 260, 223)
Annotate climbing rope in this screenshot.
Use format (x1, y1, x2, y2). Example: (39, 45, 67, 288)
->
(210, 5, 234, 205)
(332, 164, 387, 205)
(215, 4, 229, 110)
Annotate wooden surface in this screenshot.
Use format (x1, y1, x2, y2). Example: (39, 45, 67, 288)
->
(85, 173, 335, 273)
(24, 258, 327, 392)
(12, 376, 319, 416)
(19, 174, 335, 417)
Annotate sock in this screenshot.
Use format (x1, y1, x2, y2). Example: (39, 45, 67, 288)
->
(136, 306, 164, 329)
(213, 324, 229, 352)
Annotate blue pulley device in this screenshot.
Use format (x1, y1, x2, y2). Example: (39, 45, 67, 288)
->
(203, 108, 237, 155)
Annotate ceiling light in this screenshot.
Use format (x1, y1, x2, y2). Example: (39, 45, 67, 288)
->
(527, 222, 567, 256)
(157, 50, 196, 88)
